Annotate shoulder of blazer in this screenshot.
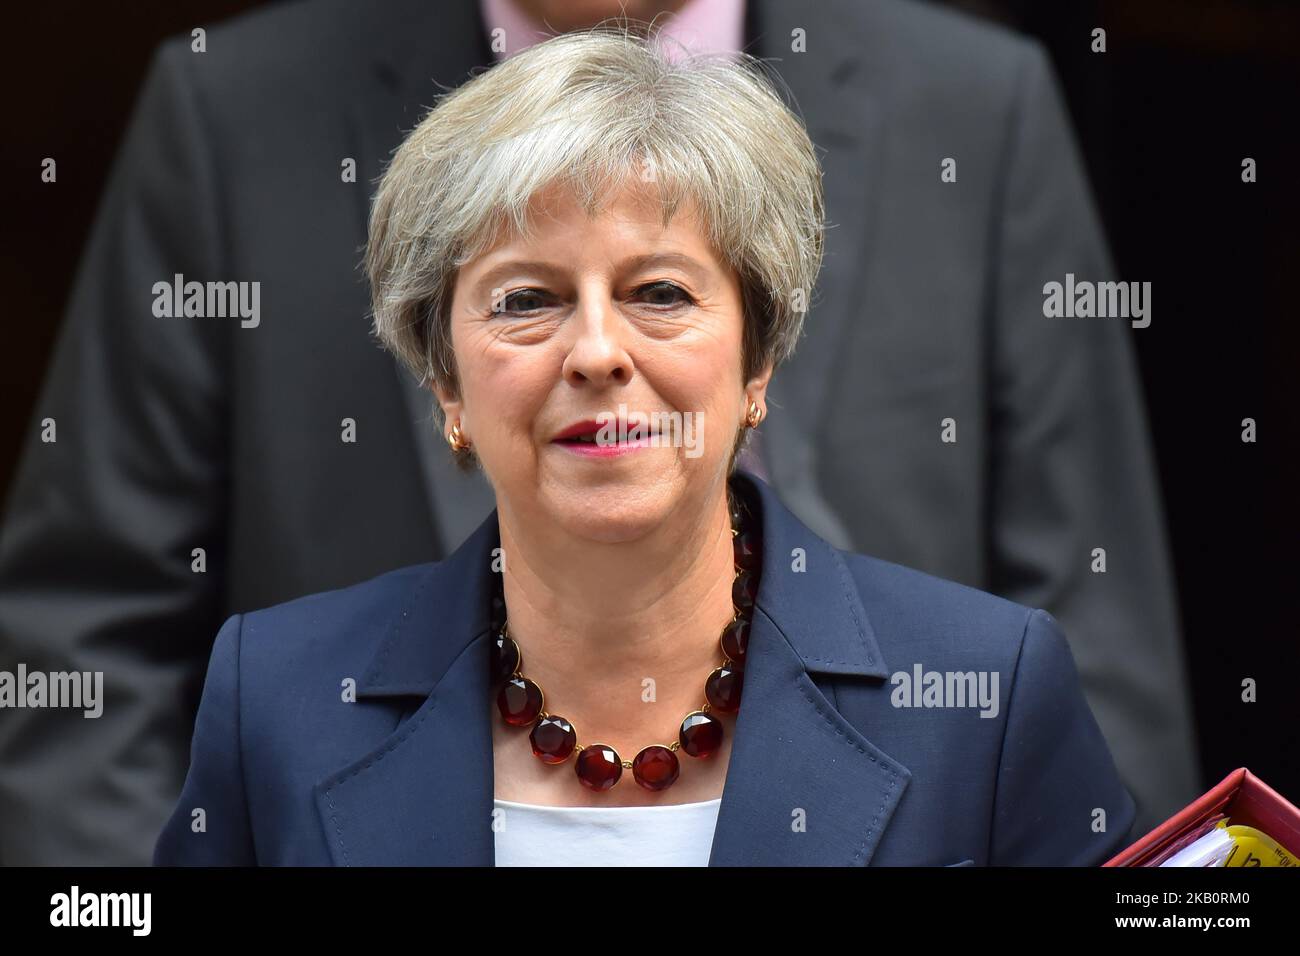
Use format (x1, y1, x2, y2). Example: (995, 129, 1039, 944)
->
(235, 560, 440, 695)
(836, 548, 1039, 667)
(151, 0, 480, 119)
(820, 0, 1046, 131)
(231, 498, 501, 703)
(855, 0, 1042, 78)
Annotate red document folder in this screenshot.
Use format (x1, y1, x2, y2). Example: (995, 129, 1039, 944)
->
(1105, 767, 1300, 867)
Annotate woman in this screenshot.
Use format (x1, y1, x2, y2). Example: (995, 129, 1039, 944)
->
(154, 26, 1135, 866)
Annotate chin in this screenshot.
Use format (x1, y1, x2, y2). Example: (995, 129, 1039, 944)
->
(544, 482, 678, 544)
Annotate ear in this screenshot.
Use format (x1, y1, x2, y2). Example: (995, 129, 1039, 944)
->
(430, 379, 465, 435)
(743, 360, 775, 419)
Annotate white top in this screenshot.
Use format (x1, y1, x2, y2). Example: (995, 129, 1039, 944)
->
(493, 796, 723, 867)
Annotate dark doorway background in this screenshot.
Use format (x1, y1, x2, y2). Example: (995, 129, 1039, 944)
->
(3, 1, 1297, 804)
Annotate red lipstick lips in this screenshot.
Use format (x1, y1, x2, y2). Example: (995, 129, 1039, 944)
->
(551, 416, 659, 458)
(552, 419, 605, 442)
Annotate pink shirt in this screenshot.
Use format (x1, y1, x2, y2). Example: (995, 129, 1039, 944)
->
(480, 0, 745, 62)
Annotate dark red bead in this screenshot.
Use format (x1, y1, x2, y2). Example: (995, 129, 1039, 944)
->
(720, 617, 750, 669)
(732, 570, 758, 611)
(576, 744, 624, 791)
(497, 676, 543, 726)
(631, 745, 680, 791)
(491, 631, 521, 684)
(705, 664, 743, 714)
(530, 714, 576, 764)
(679, 711, 724, 758)
(733, 530, 761, 570)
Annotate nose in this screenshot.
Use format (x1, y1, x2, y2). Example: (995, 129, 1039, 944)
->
(560, 290, 633, 387)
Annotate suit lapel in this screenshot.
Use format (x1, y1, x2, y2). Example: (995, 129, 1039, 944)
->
(347, 0, 498, 555)
(312, 471, 910, 866)
(748, 0, 884, 552)
(747, 0, 884, 434)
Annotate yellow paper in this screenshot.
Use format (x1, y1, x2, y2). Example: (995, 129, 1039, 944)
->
(1218, 821, 1299, 867)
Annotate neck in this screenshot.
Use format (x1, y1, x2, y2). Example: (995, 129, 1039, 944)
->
(495, 478, 738, 753)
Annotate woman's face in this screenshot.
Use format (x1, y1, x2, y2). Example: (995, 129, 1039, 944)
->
(438, 181, 770, 543)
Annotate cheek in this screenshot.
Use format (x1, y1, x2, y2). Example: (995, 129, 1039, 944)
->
(644, 345, 742, 451)
(457, 330, 554, 436)
(650, 306, 743, 382)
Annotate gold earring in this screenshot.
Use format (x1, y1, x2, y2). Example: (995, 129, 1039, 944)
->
(447, 421, 471, 452)
(745, 399, 764, 429)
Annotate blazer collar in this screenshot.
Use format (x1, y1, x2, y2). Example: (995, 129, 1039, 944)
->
(315, 473, 910, 865)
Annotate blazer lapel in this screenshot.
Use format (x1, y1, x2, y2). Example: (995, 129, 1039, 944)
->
(313, 471, 910, 866)
(313, 509, 500, 866)
(707, 471, 910, 865)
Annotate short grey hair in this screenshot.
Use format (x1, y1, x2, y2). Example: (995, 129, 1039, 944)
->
(365, 22, 825, 457)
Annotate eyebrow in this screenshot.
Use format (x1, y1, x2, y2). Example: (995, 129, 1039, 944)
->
(471, 252, 712, 295)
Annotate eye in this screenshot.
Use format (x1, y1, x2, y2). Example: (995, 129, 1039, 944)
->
(635, 281, 695, 308)
(496, 288, 552, 315)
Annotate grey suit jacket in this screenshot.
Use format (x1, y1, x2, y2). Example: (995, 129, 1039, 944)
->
(0, 0, 1199, 864)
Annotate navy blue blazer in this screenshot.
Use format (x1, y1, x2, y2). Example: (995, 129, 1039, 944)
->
(154, 471, 1136, 866)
